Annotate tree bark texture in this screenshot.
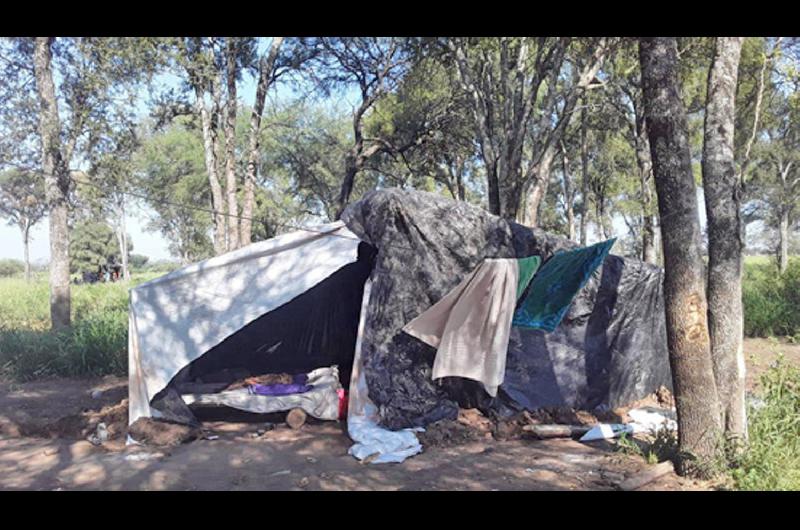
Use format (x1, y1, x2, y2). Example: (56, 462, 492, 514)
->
(21, 219, 31, 282)
(34, 37, 71, 329)
(241, 37, 283, 246)
(640, 37, 723, 474)
(702, 37, 746, 442)
(579, 102, 590, 246)
(224, 38, 240, 251)
(194, 90, 228, 255)
(634, 103, 658, 264)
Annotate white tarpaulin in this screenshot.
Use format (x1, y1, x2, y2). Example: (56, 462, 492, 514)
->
(128, 222, 361, 425)
(347, 280, 424, 464)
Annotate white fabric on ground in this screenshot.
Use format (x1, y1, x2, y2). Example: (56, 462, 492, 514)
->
(628, 407, 677, 434)
(128, 222, 361, 425)
(402, 259, 519, 397)
(182, 366, 342, 420)
(347, 280, 424, 464)
(579, 423, 635, 442)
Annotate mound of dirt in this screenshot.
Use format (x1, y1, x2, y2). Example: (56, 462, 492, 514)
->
(418, 408, 494, 448)
(419, 420, 482, 448)
(128, 417, 200, 447)
(10, 397, 130, 441)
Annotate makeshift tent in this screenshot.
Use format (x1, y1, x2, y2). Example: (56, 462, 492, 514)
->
(128, 188, 671, 433)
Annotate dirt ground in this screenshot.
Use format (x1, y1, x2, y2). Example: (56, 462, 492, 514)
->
(0, 337, 796, 491)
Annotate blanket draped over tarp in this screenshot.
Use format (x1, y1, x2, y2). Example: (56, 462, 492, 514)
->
(342, 189, 671, 430)
(403, 258, 520, 398)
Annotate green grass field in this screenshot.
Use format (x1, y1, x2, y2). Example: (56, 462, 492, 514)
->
(0, 272, 160, 380)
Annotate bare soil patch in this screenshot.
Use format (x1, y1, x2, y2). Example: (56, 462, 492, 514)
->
(13, 344, 794, 491)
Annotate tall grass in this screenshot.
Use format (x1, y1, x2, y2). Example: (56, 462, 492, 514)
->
(728, 356, 800, 490)
(0, 273, 160, 380)
(743, 257, 800, 339)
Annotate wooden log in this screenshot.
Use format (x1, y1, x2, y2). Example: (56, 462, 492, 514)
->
(286, 408, 307, 430)
(618, 461, 674, 491)
(522, 424, 592, 439)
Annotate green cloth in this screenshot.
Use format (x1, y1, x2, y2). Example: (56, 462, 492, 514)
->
(513, 239, 616, 332)
(515, 255, 541, 301)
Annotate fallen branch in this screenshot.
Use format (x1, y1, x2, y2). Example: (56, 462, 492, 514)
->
(522, 424, 592, 439)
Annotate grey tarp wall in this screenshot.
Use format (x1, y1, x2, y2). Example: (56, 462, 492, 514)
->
(342, 189, 671, 430)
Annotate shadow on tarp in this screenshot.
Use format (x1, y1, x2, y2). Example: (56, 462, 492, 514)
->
(149, 243, 377, 425)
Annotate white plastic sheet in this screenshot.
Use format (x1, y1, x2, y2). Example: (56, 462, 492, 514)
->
(628, 407, 677, 434)
(579, 423, 634, 442)
(347, 279, 424, 464)
(128, 222, 361, 425)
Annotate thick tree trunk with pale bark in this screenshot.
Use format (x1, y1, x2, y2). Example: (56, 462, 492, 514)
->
(224, 39, 240, 251)
(634, 109, 658, 264)
(241, 37, 283, 246)
(702, 37, 746, 443)
(579, 103, 590, 246)
(560, 141, 576, 241)
(640, 37, 723, 474)
(21, 220, 31, 282)
(34, 37, 71, 329)
(779, 209, 790, 273)
(117, 199, 131, 282)
(195, 93, 227, 255)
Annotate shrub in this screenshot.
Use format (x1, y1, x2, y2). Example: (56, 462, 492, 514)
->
(0, 276, 134, 380)
(728, 356, 800, 490)
(0, 259, 24, 278)
(743, 258, 800, 338)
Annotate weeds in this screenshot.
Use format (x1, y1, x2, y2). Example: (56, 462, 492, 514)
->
(0, 273, 158, 380)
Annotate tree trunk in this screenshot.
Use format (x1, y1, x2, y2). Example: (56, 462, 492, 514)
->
(702, 37, 746, 444)
(241, 37, 283, 246)
(34, 37, 71, 329)
(118, 198, 131, 282)
(455, 156, 466, 202)
(640, 37, 723, 475)
(224, 38, 240, 251)
(779, 209, 789, 274)
(560, 141, 576, 241)
(336, 153, 359, 220)
(634, 106, 658, 264)
(519, 148, 555, 227)
(195, 89, 228, 255)
(21, 219, 31, 282)
(579, 102, 590, 246)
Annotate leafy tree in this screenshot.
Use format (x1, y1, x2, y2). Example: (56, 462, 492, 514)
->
(301, 37, 414, 217)
(0, 168, 46, 280)
(443, 37, 616, 223)
(129, 254, 149, 270)
(1, 36, 167, 328)
(365, 54, 484, 205)
(134, 119, 213, 264)
(69, 220, 130, 275)
(175, 37, 311, 253)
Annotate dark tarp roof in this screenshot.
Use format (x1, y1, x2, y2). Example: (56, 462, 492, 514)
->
(342, 188, 672, 430)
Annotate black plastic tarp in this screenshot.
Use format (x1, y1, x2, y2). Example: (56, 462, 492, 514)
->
(342, 188, 672, 430)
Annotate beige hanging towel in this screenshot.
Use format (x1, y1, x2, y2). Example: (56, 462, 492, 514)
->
(402, 259, 519, 397)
